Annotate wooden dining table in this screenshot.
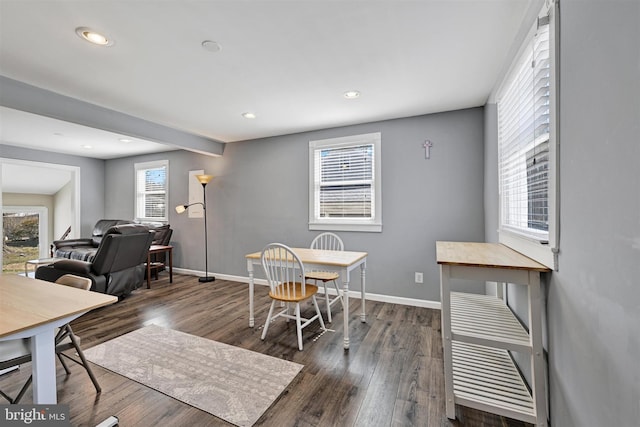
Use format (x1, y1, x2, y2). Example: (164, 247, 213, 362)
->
(0, 274, 117, 403)
(246, 247, 368, 350)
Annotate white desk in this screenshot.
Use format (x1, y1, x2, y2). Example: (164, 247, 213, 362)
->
(0, 274, 117, 403)
(436, 241, 550, 426)
(246, 247, 368, 349)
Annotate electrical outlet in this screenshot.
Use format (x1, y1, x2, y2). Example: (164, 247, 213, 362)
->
(415, 272, 423, 284)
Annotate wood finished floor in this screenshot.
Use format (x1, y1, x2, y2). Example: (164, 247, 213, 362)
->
(1, 274, 533, 427)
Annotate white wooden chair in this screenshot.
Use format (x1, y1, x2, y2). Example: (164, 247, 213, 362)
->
(304, 232, 344, 323)
(0, 274, 100, 403)
(260, 243, 326, 351)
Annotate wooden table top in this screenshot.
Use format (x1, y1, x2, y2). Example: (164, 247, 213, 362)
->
(0, 274, 117, 338)
(246, 247, 368, 267)
(436, 241, 550, 272)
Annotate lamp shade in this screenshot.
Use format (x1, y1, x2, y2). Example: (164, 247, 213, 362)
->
(175, 205, 187, 214)
(195, 174, 213, 185)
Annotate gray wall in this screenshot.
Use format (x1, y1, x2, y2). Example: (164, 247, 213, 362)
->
(483, 103, 498, 244)
(484, 1, 640, 425)
(0, 144, 105, 237)
(105, 108, 486, 301)
(550, 0, 640, 425)
(53, 180, 74, 239)
(104, 149, 218, 269)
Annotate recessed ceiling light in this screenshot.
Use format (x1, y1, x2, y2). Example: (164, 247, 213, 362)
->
(201, 40, 222, 53)
(343, 90, 360, 99)
(119, 138, 133, 143)
(81, 144, 93, 149)
(242, 112, 256, 119)
(75, 27, 113, 46)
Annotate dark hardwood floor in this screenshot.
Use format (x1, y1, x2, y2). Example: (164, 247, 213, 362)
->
(1, 274, 533, 427)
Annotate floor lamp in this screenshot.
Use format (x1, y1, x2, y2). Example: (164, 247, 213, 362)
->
(175, 174, 215, 283)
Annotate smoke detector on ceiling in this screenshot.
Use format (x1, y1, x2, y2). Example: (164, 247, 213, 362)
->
(201, 40, 222, 53)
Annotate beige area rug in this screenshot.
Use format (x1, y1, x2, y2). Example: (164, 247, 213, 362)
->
(84, 324, 303, 427)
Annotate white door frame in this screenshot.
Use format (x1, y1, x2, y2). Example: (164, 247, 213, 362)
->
(0, 158, 81, 269)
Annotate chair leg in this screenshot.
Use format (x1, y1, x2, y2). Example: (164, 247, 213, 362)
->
(0, 389, 13, 404)
(1, 326, 101, 404)
(323, 281, 332, 323)
(57, 352, 72, 374)
(295, 303, 303, 351)
(54, 327, 72, 374)
(311, 295, 327, 331)
(65, 325, 101, 393)
(261, 300, 276, 340)
(2, 374, 33, 404)
(331, 280, 344, 308)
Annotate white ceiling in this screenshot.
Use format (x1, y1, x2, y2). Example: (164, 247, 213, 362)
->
(1, 162, 72, 195)
(0, 107, 178, 159)
(0, 0, 532, 192)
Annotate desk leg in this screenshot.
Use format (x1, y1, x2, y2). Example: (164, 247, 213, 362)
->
(440, 264, 456, 419)
(343, 275, 350, 350)
(247, 261, 255, 328)
(360, 262, 366, 322)
(146, 252, 152, 289)
(168, 248, 173, 283)
(31, 328, 57, 404)
(529, 272, 548, 426)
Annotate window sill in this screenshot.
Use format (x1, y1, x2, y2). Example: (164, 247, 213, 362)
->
(499, 230, 557, 270)
(309, 222, 382, 233)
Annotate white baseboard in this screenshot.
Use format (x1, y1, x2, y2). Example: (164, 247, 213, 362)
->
(173, 268, 270, 286)
(172, 268, 441, 310)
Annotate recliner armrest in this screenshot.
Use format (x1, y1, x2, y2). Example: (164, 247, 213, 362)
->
(52, 259, 92, 274)
(52, 238, 95, 249)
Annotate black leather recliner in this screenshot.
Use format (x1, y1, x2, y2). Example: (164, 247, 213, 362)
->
(36, 224, 154, 298)
(52, 219, 134, 260)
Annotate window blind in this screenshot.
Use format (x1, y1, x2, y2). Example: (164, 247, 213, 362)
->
(498, 19, 550, 241)
(136, 165, 167, 220)
(315, 144, 374, 218)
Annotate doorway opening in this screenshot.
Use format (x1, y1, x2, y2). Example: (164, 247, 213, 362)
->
(0, 158, 80, 274)
(2, 206, 48, 274)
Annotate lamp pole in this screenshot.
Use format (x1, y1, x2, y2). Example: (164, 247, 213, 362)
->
(196, 174, 215, 283)
(175, 174, 215, 283)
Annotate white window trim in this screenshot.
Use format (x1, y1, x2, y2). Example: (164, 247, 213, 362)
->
(134, 160, 169, 223)
(308, 132, 382, 233)
(496, 1, 558, 270)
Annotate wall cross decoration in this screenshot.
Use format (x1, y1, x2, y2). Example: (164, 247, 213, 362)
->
(423, 140, 433, 159)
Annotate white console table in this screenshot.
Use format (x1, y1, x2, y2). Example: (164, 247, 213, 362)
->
(436, 241, 551, 426)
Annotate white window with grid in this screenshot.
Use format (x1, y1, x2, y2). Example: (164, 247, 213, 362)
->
(135, 160, 168, 222)
(497, 3, 557, 269)
(309, 132, 382, 232)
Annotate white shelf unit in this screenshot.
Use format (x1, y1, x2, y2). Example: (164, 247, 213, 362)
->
(436, 242, 550, 427)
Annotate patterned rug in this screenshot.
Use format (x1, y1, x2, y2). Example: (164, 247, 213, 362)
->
(84, 324, 303, 426)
